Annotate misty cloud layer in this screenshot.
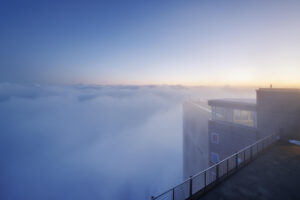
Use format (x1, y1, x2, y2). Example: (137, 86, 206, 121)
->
(0, 83, 255, 200)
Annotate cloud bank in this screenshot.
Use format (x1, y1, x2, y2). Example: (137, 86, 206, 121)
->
(0, 83, 254, 200)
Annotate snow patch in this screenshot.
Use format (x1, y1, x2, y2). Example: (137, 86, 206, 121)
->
(289, 140, 300, 146)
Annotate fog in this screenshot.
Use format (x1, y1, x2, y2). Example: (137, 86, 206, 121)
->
(0, 83, 255, 200)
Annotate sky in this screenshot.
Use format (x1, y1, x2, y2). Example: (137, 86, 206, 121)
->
(0, 0, 300, 87)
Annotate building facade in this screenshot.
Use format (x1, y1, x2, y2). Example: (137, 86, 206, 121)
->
(183, 101, 210, 180)
(208, 99, 258, 166)
(183, 88, 300, 181)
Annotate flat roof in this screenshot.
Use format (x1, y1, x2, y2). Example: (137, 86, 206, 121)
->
(208, 98, 256, 111)
(199, 141, 300, 200)
(257, 88, 300, 93)
(184, 100, 211, 113)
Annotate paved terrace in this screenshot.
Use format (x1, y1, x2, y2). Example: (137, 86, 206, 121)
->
(200, 141, 300, 200)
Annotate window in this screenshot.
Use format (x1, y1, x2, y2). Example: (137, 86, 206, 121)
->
(211, 152, 219, 164)
(211, 106, 234, 123)
(233, 109, 256, 127)
(211, 132, 219, 144)
(215, 107, 232, 121)
(211, 106, 257, 127)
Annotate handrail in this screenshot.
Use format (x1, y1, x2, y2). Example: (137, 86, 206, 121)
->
(151, 133, 279, 200)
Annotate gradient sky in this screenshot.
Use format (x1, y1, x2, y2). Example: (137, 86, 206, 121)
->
(1, 0, 300, 86)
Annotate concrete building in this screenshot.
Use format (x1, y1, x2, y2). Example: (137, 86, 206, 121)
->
(183, 88, 300, 179)
(256, 88, 300, 139)
(208, 99, 258, 166)
(154, 88, 300, 200)
(207, 88, 300, 167)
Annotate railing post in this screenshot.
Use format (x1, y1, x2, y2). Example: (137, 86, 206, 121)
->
(204, 171, 207, 190)
(280, 128, 284, 138)
(226, 159, 229, 175)
(216, 163, 219, 182)
(235, 153, 238, 169)
(250, 146, 253, 161)
(172, 188, 174, 200)
(189, 176, 192, 197)
(271, 134, 273, 144)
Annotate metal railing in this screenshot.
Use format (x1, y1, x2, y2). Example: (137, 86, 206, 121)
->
(152, 133, 279, 200)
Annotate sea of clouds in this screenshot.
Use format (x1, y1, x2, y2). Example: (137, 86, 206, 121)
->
(0, 83, 255, 200)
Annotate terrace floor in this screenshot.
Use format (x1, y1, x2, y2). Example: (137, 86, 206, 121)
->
(200, 140, 300, 200)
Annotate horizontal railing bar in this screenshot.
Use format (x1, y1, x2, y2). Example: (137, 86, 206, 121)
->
(195, 134, 273, 176)
(166, 179, 190, 193)
(152, 188, 173, 200)
(153, 178, 191, 199)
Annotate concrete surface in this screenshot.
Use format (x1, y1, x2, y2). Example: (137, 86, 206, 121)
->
(200, 140, 300, 200)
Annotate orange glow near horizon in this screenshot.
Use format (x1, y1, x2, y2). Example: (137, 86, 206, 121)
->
(78, 78, 300, 88)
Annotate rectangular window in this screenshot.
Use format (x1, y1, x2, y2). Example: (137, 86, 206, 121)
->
(211, 132, 219, 144)
(211, 106, 257, 127)
(211, 152, 219, 164)
(212, 106, 234, 123)
(233, 109, 256, 127)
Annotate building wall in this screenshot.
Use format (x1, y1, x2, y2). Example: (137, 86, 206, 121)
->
(183, 101, 210, 180)
(208, 120, 258, 164)
(257, 89, 300, 139)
